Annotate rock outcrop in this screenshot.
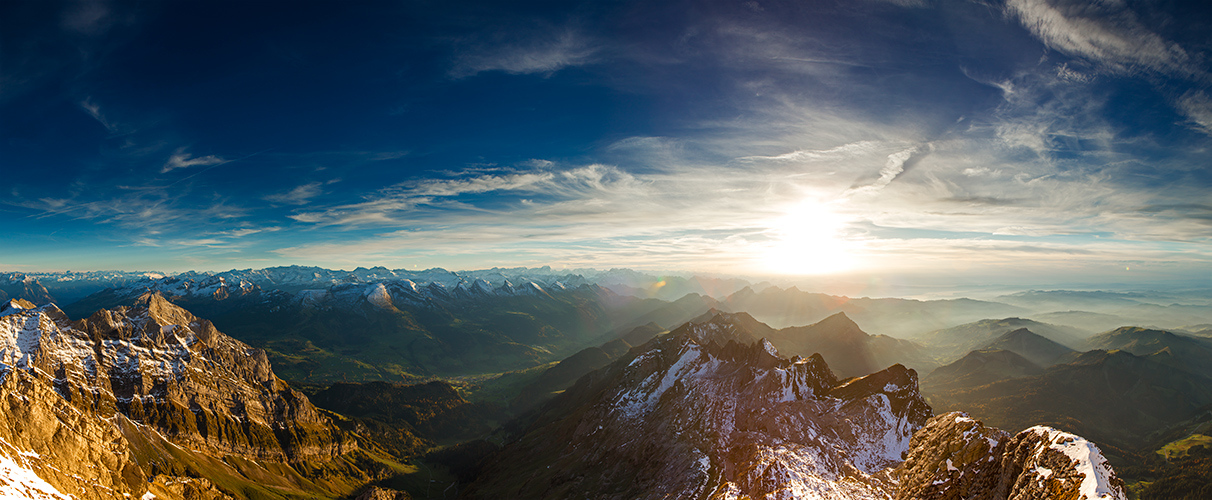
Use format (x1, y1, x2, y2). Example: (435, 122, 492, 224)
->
(3, 294, 345, 462)
(896, 412, 1126, 500)
(0, 295, 388, 500)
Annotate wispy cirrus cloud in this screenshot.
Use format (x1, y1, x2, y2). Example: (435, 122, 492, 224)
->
(1004, 0, 1212, 139)
(161, 148, 226, 173)
(1005, 0, 1197, 77)
(78, 97, 119, 132)
(18, 193, 246, 237)
(1176, 91, 1212, 136)
(287, 164, 657, 226)
(264, 182, 324, 205)
(848, 147, 919, 195)
(450, 28, 598, 78)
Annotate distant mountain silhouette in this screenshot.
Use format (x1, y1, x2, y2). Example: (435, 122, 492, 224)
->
(981, 328, 1075, 367)
(914, 317, 1086, 363)
(770, 312, 936, 378)
(921, 349, 1043, 392)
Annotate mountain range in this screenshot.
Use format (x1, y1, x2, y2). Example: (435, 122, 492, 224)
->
(0, 294, 1133, 499)
(35, 271, 1033, 386)
(10, 265, 1212, 498)
(911, 317, 1087, 364)
(465, 311, 1125, 499)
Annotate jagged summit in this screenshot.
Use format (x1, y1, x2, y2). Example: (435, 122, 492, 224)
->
(1, 293, 340, 461)
(467, 318, 930, 499)
(469, 315, 1125, 499)
(0, 295, 398, 499)
(896, 412, 1125, 500)
(672, 309, 773, 346)
(0, 298, 38, 313)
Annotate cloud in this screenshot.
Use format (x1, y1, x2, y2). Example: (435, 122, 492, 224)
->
(288, 164, 657, 227)
(740, 141, 884, 163)
(264, 182, 323, 205)
(161, 148, 226, 173)
(1176, 91, 1212, 136)
(78, 98, 117, 132)
(450, 29, 598, 78)
(849, 147, 918, 195)
(17, 192, 248, 237)
(1005, 0, 1197, 77)
(984, 69, 1115, 159)
(869, 0, 929, 7)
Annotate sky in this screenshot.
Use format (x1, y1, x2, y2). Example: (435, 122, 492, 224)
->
(2, 0, 1211, 286)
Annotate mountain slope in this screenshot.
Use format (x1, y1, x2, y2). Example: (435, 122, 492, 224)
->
(981, 328, 1076, 367)
(921, 349, 1043, 393)
(466, 312, 1125, 499)
(508, 323, 665, 414)
(465, 313, 930, 499)
(927, 349, 1212, 451)
(0, 274, 55, 306)
(915, 317, 1087, 363)
(895, 412, 1125, 500)
(769, 312, 935, 378)
(0, 296, 403, 500)
(1084, 327, 1212, 378)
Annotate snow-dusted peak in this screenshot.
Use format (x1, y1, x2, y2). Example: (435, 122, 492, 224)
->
(760, 338, 779, 357)
(674, 310, 763, 346)
(365, 283, 393, 309)
(426, 281, 449, 297)
(896, 412, 1126, 500)
(473, 317, 932, 499)
(0, 299, 36, 317)
(469, 279, 495, 296)
(518, 281, 545, 295)
(1023, 426, 1124, 500)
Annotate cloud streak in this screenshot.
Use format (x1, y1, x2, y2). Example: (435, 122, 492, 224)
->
(450, 28, 598, 78)
(78, 98, 118, 132)
(264, 182, 324, 205)
(1005, 0, 1197, 77)
(161, 148, 226, 173)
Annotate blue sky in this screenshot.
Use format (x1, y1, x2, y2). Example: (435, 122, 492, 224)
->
(2, 0, 1211, 285)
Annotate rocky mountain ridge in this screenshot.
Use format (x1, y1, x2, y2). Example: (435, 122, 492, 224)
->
(467, 311, 1126, 499)
(0, 295, 399, 500)
(897, 412, 1124, 500)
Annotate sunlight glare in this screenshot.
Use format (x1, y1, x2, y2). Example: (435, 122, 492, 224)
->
(761, 200, 858, 275)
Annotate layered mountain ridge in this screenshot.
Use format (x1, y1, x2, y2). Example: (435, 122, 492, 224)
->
(467, 312, 1126, 499)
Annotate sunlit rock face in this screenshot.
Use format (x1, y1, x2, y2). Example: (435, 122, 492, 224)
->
(467, 312, 1126, 500)
(0, 294, 343, 462)
(0, 294, 353, 499)
(896, 412, 1126, 500)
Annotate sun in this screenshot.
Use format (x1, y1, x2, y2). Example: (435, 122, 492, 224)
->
(760, 200, 858, 275)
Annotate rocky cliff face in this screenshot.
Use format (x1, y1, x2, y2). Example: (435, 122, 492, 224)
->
(0, 295, 386, 500)
(896, 412, 1126, 500)
(2, 294, 344, 462)
(467, 312, 1126, 500)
